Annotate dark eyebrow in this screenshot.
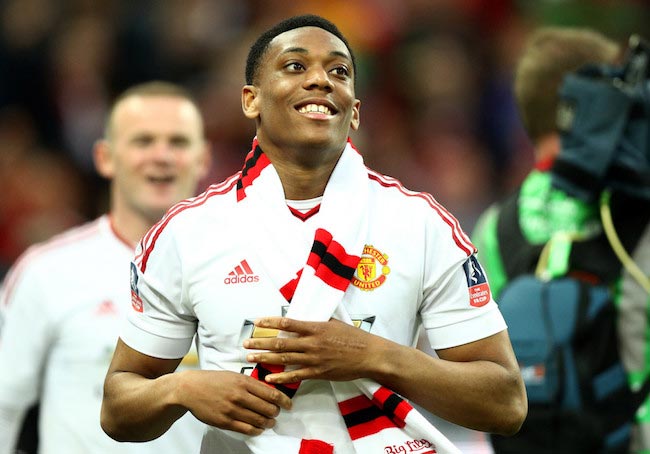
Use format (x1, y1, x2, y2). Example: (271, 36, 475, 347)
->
(281, 47, 351, 62)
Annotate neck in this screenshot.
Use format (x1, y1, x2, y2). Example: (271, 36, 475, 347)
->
(109, 207, 157, 248)
(258, 140, 345, 200)
(534, 133, 561, 169)
(272, 158, 338, 200)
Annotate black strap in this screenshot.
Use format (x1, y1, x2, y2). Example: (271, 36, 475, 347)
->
(495, 187, 650, 286)
(495, 190, 543, 279)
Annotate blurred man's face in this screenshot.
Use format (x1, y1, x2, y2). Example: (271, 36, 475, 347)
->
(99, 95, 209, 223)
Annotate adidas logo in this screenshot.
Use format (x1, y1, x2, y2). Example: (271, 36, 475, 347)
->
(224, 259, 260, 284)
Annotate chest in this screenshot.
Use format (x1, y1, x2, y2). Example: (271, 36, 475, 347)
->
(186, 233, 426, 359)
(50, 258, 131, 363)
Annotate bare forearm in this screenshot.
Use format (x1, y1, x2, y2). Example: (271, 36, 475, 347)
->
(367, 333, 527, 435)
(244, 317, 527, 435)
(373, 346, 525, 434)
(101, 370, 188, 442)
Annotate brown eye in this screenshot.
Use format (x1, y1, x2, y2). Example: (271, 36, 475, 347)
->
(286, 62, 305, 72)
(332, 66, 350, 77)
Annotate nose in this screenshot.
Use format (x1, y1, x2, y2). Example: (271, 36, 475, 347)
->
(303, 66, 332, 91)
(150, 141, 174, 163)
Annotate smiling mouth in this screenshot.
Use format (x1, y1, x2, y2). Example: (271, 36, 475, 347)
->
(148, 176, 175, 184)
(297, 103, 335, 116)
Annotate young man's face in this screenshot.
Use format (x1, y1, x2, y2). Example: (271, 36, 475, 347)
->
(97, 95, 210, 223)
(244, 26, 360, 154)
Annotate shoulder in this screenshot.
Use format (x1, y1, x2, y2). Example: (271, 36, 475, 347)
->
(10, 217, 106, 269)
(165, 174, 238, 223)
(367, 168, 452, 216)
(134, 174, 239, 271)
(146, 174, 239, 237)
(366, 168, 475, 255)
(0, 217, 106, 305)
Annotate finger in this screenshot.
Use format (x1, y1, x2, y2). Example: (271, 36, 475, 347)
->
(226, 420, 266, 436)
(247, 378, 293, 410)
(254, 316, 313, 335)
(244, 333, 304, 353)
(246, 350, 307, 367)
(223, 407, 277, 434)
(264, 370, 302, 384)
(198, 393, 278, 435)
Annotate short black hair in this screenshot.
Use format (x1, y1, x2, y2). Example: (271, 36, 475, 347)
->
(245, 14, 357, 85)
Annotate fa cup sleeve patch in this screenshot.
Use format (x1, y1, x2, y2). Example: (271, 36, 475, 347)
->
(130, 262, 144, 313)
(463, 255, 491, 307)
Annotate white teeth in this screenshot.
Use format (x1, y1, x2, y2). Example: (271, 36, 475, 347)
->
(298, 104, 332, 115)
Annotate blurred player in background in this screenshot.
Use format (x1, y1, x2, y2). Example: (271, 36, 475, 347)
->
(0, 81, 211, 453)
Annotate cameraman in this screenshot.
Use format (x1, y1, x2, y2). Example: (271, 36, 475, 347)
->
(472, 27, 650, 453)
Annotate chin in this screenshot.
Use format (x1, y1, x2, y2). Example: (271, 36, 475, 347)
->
(144, 202, 174, 220)
(300, 133, 343, 150)
(150, 191, 185, 210)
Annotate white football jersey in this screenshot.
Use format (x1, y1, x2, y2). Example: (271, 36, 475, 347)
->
(0, 215, 204, 454)
(124, 169, 506, 453)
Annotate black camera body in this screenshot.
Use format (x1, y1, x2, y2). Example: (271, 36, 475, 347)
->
(552, 35, 650, 201)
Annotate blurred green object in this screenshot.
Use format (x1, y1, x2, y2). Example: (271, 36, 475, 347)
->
(516, 0, 648, 39)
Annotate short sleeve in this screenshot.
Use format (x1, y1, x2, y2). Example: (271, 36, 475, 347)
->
(419, 212, 506, 350)
(122, 224, 196, 359)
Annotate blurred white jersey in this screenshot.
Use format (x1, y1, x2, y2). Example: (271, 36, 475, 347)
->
(0, 215, 204, 454)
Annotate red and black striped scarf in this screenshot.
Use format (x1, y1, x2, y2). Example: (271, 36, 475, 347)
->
(237, 139, 459, 454)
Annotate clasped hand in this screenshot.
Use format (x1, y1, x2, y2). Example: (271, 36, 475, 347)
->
(185, 317, 382, 436)
(243, 317, 379, 384)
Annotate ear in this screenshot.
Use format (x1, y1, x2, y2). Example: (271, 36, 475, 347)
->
(197, 141, 213, 181)
(349, 98, 361, 131)
(242, 85, 260, 120)
(93, 139, 115, 179)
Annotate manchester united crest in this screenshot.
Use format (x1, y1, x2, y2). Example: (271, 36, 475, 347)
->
(352, 245, 390, 291)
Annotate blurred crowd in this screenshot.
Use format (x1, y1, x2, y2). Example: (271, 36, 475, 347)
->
(1, 0, 648, 278)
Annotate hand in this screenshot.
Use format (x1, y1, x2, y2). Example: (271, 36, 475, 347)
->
(243, 317, 383, 384)
(177, 369, 292, 436)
